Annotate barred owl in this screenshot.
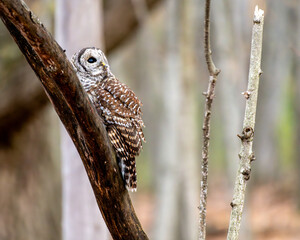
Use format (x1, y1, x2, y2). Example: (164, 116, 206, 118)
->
(71, 47, 145, 191)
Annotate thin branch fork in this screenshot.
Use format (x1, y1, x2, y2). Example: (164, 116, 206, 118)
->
(0, 1, 148, 239)
(227, 6, 264, 240)
(199, 0, 220, 239)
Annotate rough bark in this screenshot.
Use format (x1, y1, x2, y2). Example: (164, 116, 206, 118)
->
(0, 1, 148, 239)
(227, 6, 264, 240)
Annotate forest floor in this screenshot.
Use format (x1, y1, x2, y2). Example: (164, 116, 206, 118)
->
(134, 182, 300, 240)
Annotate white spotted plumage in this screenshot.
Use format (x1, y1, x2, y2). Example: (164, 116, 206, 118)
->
(71, 47, 145, 191)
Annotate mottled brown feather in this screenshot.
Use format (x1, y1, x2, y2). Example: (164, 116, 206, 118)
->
(72, 48, 145, 191)
(89, 77, 144, 191)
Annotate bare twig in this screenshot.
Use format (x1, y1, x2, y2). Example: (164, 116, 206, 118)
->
(199, 0, 220, 239)
(0, 1, 148, 239)
(227, 6, 264, 240)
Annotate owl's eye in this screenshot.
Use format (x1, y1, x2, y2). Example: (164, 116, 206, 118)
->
(87, 57, 97, 63)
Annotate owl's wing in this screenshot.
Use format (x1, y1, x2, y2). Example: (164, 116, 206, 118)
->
(106, 113, 143, 156)
(107, 125, 129, 160)
(107, 125, 137, 190)
(102, 78, 143, 116)
(92, 82, 145, 154)
(98, 78, 145, 142)
(91, 78, 145, 191)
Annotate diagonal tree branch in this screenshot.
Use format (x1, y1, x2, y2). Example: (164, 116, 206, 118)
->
(0, 1, 148, 239)
(199, 0, 220, 239)
(227, 6, 264, 240)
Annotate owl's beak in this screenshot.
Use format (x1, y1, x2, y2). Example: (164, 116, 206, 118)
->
(100, 61, 106, 67)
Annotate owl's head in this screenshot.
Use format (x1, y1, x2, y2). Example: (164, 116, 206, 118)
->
(71, 47, 112, 81)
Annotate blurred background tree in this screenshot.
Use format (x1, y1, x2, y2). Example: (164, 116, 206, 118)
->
(55, 0, 109, 240)
(0, 0, 300, 239)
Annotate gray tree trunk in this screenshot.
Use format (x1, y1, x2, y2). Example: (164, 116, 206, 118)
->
(55, 1, 109, 239)
(153, 1, 182, 239)
(179, 0, 201, 239)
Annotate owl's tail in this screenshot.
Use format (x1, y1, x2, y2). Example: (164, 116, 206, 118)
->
(118, 156, 137, 192)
